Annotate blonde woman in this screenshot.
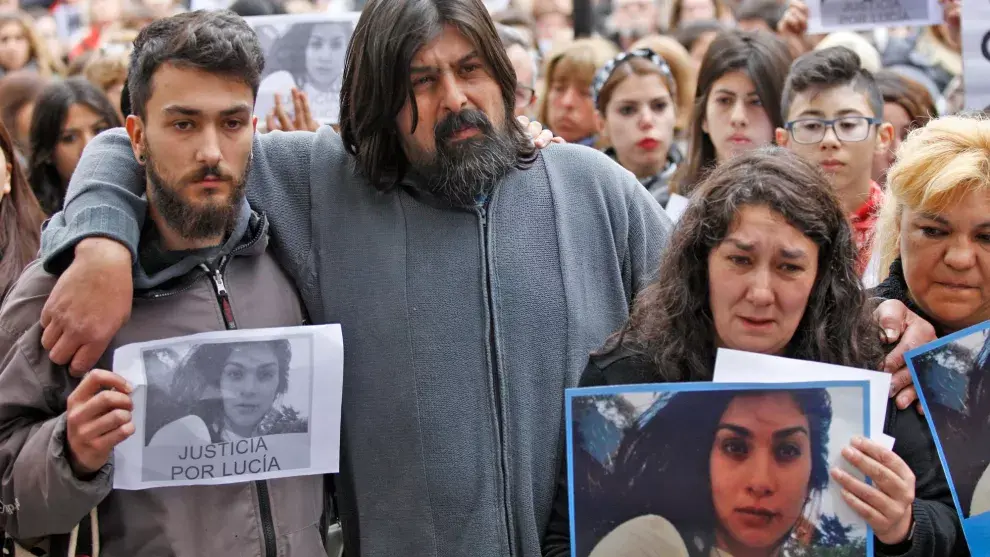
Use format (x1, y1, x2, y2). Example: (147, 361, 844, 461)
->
(538, 37, 618, 146)
(0, 12, 63, 78)
(873, 113, 990, 526)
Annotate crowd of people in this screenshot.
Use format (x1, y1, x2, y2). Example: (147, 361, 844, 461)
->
(0, 0, 978, 555)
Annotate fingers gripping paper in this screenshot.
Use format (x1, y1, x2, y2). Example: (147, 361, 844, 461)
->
(111, 325, 344, 490)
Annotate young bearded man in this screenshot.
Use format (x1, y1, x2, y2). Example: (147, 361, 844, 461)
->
(0, 11, 331, 557)
(777, 46, 894, 281)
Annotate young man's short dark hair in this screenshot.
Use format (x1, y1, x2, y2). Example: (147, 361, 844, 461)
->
(735, 0, 785, 30)
(780, 46, 884, 122)
(127, 10, 265, 119)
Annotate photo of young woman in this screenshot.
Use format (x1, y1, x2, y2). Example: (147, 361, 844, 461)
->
(250, 14, 356, 125)
(569, 384, 868, 557)
(146, 339, 310, 447)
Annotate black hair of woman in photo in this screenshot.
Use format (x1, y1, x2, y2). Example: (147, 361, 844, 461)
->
(148, 340, 307, 446)
(262, 20, 351, 96)
(27, 77, 121, 215)
(542, 146, 966, 557)
(578, 387, 833, 557)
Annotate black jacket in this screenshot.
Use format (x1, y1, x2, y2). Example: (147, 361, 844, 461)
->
(542, 343, 968, 557)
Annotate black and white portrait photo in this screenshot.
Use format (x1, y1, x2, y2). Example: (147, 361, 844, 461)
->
(247, 13, 358, 125)
(110, 325, 344, 490)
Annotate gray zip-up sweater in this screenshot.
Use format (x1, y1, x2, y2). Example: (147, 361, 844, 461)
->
(40, 127, 672, 557)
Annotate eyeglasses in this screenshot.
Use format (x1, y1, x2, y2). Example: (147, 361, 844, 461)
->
(785, 116, 882, 145)
(515, 84, 535, 108)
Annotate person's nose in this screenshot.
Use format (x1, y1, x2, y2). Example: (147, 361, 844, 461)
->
(819, 123, 841, 151)
(438, 72, 469, 115)
(744, 266, 774, 307)
(195, 125, 222, 167)
(559, 86, 581, 109)
(944, 235, 978, 272)
(745, 450, 777, 498)
(637, 105, 655, 131)
(730, 99, 748, 128)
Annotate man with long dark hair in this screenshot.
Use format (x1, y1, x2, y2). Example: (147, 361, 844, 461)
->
(31, 1, 674, 555)
(0, 11, 329, 556)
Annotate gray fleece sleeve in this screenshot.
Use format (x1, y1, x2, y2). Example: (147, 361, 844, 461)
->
(40, 126, 319, 277)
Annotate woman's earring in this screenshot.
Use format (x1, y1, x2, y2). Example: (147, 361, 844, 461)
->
(137, 154, 146, 164)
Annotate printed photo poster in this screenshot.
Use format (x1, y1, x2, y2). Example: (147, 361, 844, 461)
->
(111, 324, 344, 490)
(806, 0, 940, 34)
(962, 0, 990, 111)
(246, 13, 360, 126)
(907, 320, 990, 553)
(565, 381, 872, 557)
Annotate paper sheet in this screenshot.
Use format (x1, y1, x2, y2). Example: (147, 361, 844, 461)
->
(111, 324, 344, 490)
(713, 349, 895, 450)
(806, 0, 941, 34)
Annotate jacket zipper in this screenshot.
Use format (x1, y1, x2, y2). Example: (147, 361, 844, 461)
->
(478, 201, 515, 555)
(203, 256, 277, 557)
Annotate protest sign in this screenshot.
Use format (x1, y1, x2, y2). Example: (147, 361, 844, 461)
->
(963, 0, 990, 111)
(806, 0, 940, 34)
(111, 324, 344, 490)
(566, 381, 872, 557)
(907, 320, 990, 553)
(713, 349, 895, 450)
(246, 13, 360, 126)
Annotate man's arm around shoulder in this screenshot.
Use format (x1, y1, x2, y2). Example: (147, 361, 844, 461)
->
(0, 263, 114, 540)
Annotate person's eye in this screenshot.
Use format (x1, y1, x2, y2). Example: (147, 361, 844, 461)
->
(721, 438, 749, 459)
(413, 75, 435, 88)
(800, 121, 823, 132)
(977, 233, 990, 244)
(776, 442, 802, 462)
(224, 119, 245, 130)
(173, 121, 193, 131)
(715, 96, 731, 106)
(59, 133, 77, 144)
(461, 63, 482, 75)
(223, 368, 244, 381)
(779, 263, 804, 273)
(728, 254, 751, 266)
(618, 105, 636, 116)
(920, 226, 946, 238)
(652, 100, 669, 113)
(749, 97, 763, 107)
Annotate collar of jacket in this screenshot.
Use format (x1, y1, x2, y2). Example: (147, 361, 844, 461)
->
(134, 201, 269, 298)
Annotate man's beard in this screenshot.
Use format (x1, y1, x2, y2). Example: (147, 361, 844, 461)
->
(407, 109, 517, 207)
(145, 143, 249, 241)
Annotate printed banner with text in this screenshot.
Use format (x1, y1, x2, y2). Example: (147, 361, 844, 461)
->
(111, 324, 344, 490)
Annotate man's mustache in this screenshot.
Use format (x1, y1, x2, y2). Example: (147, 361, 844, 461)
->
(435, 109, 494, 145)
(181, 164, 236, 184)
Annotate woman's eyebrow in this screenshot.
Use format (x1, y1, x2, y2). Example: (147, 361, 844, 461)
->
(716, 424, 751, 437)
(773, 426, 809, 440)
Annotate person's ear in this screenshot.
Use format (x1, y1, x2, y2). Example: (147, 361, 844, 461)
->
(701, 116, 709, 135)
(126, 114, 145, 164)
(597, 111, 608, 140)
(252, 115, 258, 133)
(875, 121, 894, 156)
(775, 127, 790, 148)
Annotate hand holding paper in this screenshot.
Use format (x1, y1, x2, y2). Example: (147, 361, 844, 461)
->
(832, 436, 916, 546)
(66, 369, 135, 478)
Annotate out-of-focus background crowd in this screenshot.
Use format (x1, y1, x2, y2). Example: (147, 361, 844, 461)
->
(0, 0, 963, 221)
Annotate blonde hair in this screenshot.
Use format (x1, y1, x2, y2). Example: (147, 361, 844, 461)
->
(0, 12, 64, 77)
(83, 50, 128, 92)
(630, 34, 696, 134)
(875, 114, 990, 280)
(537, 36, 618, 125)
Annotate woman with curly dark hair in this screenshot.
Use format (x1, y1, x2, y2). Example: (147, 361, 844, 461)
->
(542, 146, 963, 557)
(147, 340, 307, 446)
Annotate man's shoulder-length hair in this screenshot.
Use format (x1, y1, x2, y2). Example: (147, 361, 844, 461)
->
(338, 0, 536, 191)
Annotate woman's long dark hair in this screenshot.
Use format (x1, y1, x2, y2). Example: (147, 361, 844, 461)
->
(27, 77, 121, 215)
(168, 340, 292, 443)
(616, 146, 882, 383)
(670, 30, 792, 196)
(579, 388, 833, 557)
(339, 0, 536, 190)
(0, 119, 43, 298)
